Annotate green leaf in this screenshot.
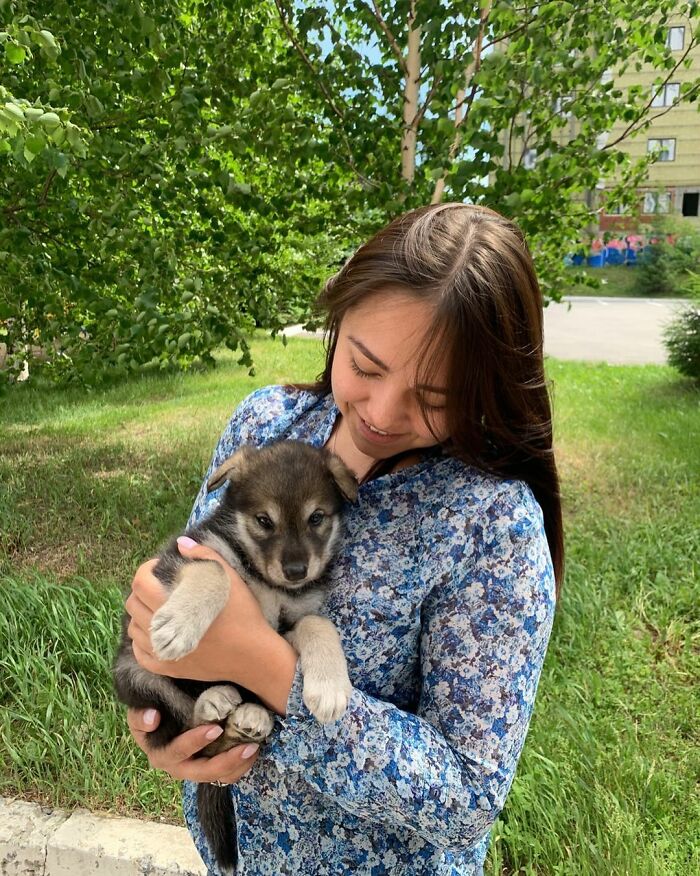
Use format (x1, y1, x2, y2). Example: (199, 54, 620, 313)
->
(25, 134, 46, 155)
(5, 43, 27, 65)
(38, 112, 61, 130)
(52, 152, 69, 178)
(38, 30, 59, 50)
(3, 102, 25, 122)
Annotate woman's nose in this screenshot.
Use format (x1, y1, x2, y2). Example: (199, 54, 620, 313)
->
(364, 382, 405, 431)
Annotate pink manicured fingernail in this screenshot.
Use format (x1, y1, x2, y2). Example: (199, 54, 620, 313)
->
(177, 536, 197, 549)
(205, 726, 224, 741)
(240, 744, 259, 759)
(144, 709, 157, 726)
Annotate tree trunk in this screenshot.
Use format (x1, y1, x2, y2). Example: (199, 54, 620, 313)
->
(401, 1, 421, 183)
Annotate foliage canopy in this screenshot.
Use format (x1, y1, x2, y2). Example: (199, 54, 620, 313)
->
(2, 1, 699, 384)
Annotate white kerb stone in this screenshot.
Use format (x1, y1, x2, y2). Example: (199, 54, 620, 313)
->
(0, 797, 69, 875)
(45, 809, 207, 876)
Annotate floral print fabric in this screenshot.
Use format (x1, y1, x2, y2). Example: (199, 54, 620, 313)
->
(181, 385, 556, 875)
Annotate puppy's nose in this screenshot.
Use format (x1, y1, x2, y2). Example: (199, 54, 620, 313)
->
(283, 562, 308, 581)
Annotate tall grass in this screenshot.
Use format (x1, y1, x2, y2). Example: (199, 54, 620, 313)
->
(1, 339, 698, 873)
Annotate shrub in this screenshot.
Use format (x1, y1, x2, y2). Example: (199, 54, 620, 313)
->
(634, 217, 700, 297)
(664, 272, 700, 381)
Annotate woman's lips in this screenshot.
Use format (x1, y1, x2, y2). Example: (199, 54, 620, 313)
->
(356, 413, 403, 445)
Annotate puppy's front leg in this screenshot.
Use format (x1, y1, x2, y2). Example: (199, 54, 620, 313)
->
(151, 559, 229, 661)
(285, 616, 352, 724)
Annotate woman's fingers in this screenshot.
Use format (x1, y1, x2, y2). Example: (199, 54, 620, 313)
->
(126, 707, 160, 749)
(131, 558, 166, 610)
(128, 623, 154, 659)
(125, 708, 260, 782)
(163, 738, 261, 784)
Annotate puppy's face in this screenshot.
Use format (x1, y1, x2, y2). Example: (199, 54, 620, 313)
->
(209, 442, 357, 590)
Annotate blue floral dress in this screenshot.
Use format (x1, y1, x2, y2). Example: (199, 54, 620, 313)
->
(181, 385, 556, 875)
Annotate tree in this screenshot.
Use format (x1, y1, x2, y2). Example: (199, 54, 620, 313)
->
(271, 0, 700, 296)
(0, 1, 354, 385)
(4, 1, 700, 386)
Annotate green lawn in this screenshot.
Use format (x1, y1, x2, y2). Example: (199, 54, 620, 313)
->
(564, 265, 641, 297)
(1, 338, 698, 875)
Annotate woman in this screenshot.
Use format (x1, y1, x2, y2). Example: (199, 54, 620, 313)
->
(125, 202, 563, 875)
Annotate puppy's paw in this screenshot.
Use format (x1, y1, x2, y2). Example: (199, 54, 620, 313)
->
(192, 685, 243, 726)
(150, 604, 204, 661)
(302, 672, 353, 724)
(226, 703, 275, 744)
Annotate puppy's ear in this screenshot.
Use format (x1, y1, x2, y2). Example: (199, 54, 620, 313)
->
(207, 446, 257, 493)
(326, 453, 359, 503)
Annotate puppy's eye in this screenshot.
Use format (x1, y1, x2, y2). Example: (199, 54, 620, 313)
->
(308, 510, 325, 527)
(256, 514, 274, 531)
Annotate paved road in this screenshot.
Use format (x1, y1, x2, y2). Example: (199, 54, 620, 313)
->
(285, 297, 690, 366)
(543, 296, 689, 365)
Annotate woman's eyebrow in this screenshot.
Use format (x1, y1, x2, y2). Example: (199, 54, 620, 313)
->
(348, 336, 447, 394)
(348, 336, 388, 370)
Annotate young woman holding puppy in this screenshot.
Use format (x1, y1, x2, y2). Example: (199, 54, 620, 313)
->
(125, 202, 562, 875)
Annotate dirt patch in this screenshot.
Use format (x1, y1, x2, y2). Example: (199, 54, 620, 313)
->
(556, 439, 644, 517)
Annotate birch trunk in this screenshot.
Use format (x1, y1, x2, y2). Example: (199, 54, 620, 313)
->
(401, 1, 421, 183)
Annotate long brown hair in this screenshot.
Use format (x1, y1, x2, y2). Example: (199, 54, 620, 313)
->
(298, 202, 563, 593)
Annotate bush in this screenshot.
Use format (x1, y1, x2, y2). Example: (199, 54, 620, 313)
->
(634, 217, 700, 297)
(664, 272, 700, 381)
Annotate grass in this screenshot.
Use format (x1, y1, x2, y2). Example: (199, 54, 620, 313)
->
(1, 338, 698, 874)
(561, 265, 666, 298)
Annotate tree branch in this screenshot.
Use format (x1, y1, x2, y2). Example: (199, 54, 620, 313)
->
(362, 1, 408, 76)
(603, 35, 700, 149)
(272, 0, 346, 124)
(272, 0, 380, 189)
(453, 2, 491, 134)
(410, 72, 443, 129)
(482, 14, 541, 52)
(39, 169, 57, 205)
(432, 2, 491, 202)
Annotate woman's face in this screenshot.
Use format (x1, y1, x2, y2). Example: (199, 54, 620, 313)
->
(331, 291, 449, 461)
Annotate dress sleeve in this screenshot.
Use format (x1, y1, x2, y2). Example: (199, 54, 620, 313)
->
(263, 482, 556, 851)
(185, 392, 252, 529)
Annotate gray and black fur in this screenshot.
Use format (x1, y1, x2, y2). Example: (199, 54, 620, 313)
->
(113, 440, 357, 874)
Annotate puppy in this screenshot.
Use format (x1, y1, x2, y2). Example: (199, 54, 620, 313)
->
(113, 440, 357, 874)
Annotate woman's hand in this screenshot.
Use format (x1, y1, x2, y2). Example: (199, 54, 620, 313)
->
(125, 538, 270, 684)
(127, 707, 260, 783)
(126, 537, 299, 718)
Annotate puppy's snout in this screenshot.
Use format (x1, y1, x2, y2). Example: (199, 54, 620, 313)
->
(283, 561, 308, 581)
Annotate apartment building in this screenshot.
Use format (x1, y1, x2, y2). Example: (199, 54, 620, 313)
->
(496, 12, 700, 232)
(599, 17, 700, 231)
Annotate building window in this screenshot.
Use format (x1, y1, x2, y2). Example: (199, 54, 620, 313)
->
(667, 27, 684, 51)
(553, 95, 574, 118)
(643, 192, 671, 214)
(606, 202, 628, 216)
(651, 82, 680, 107)
(682, 192, 699, 217)
(647, 138, 676, 161)
(522, 148, 537, 169)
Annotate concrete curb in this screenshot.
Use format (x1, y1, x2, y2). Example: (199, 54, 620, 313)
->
(0, 797, 206, 876)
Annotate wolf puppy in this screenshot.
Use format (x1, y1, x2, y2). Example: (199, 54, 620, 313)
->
(113, 440, 357, 874)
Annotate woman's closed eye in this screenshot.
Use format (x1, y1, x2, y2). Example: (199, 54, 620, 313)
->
(350, 358, 377, 379)
(351, 356, 446, 411)
(421, 399, 446, 412)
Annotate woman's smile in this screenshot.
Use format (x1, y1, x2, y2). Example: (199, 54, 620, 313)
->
(355, 411, 405, 444)
(329, 290, 448, 473)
